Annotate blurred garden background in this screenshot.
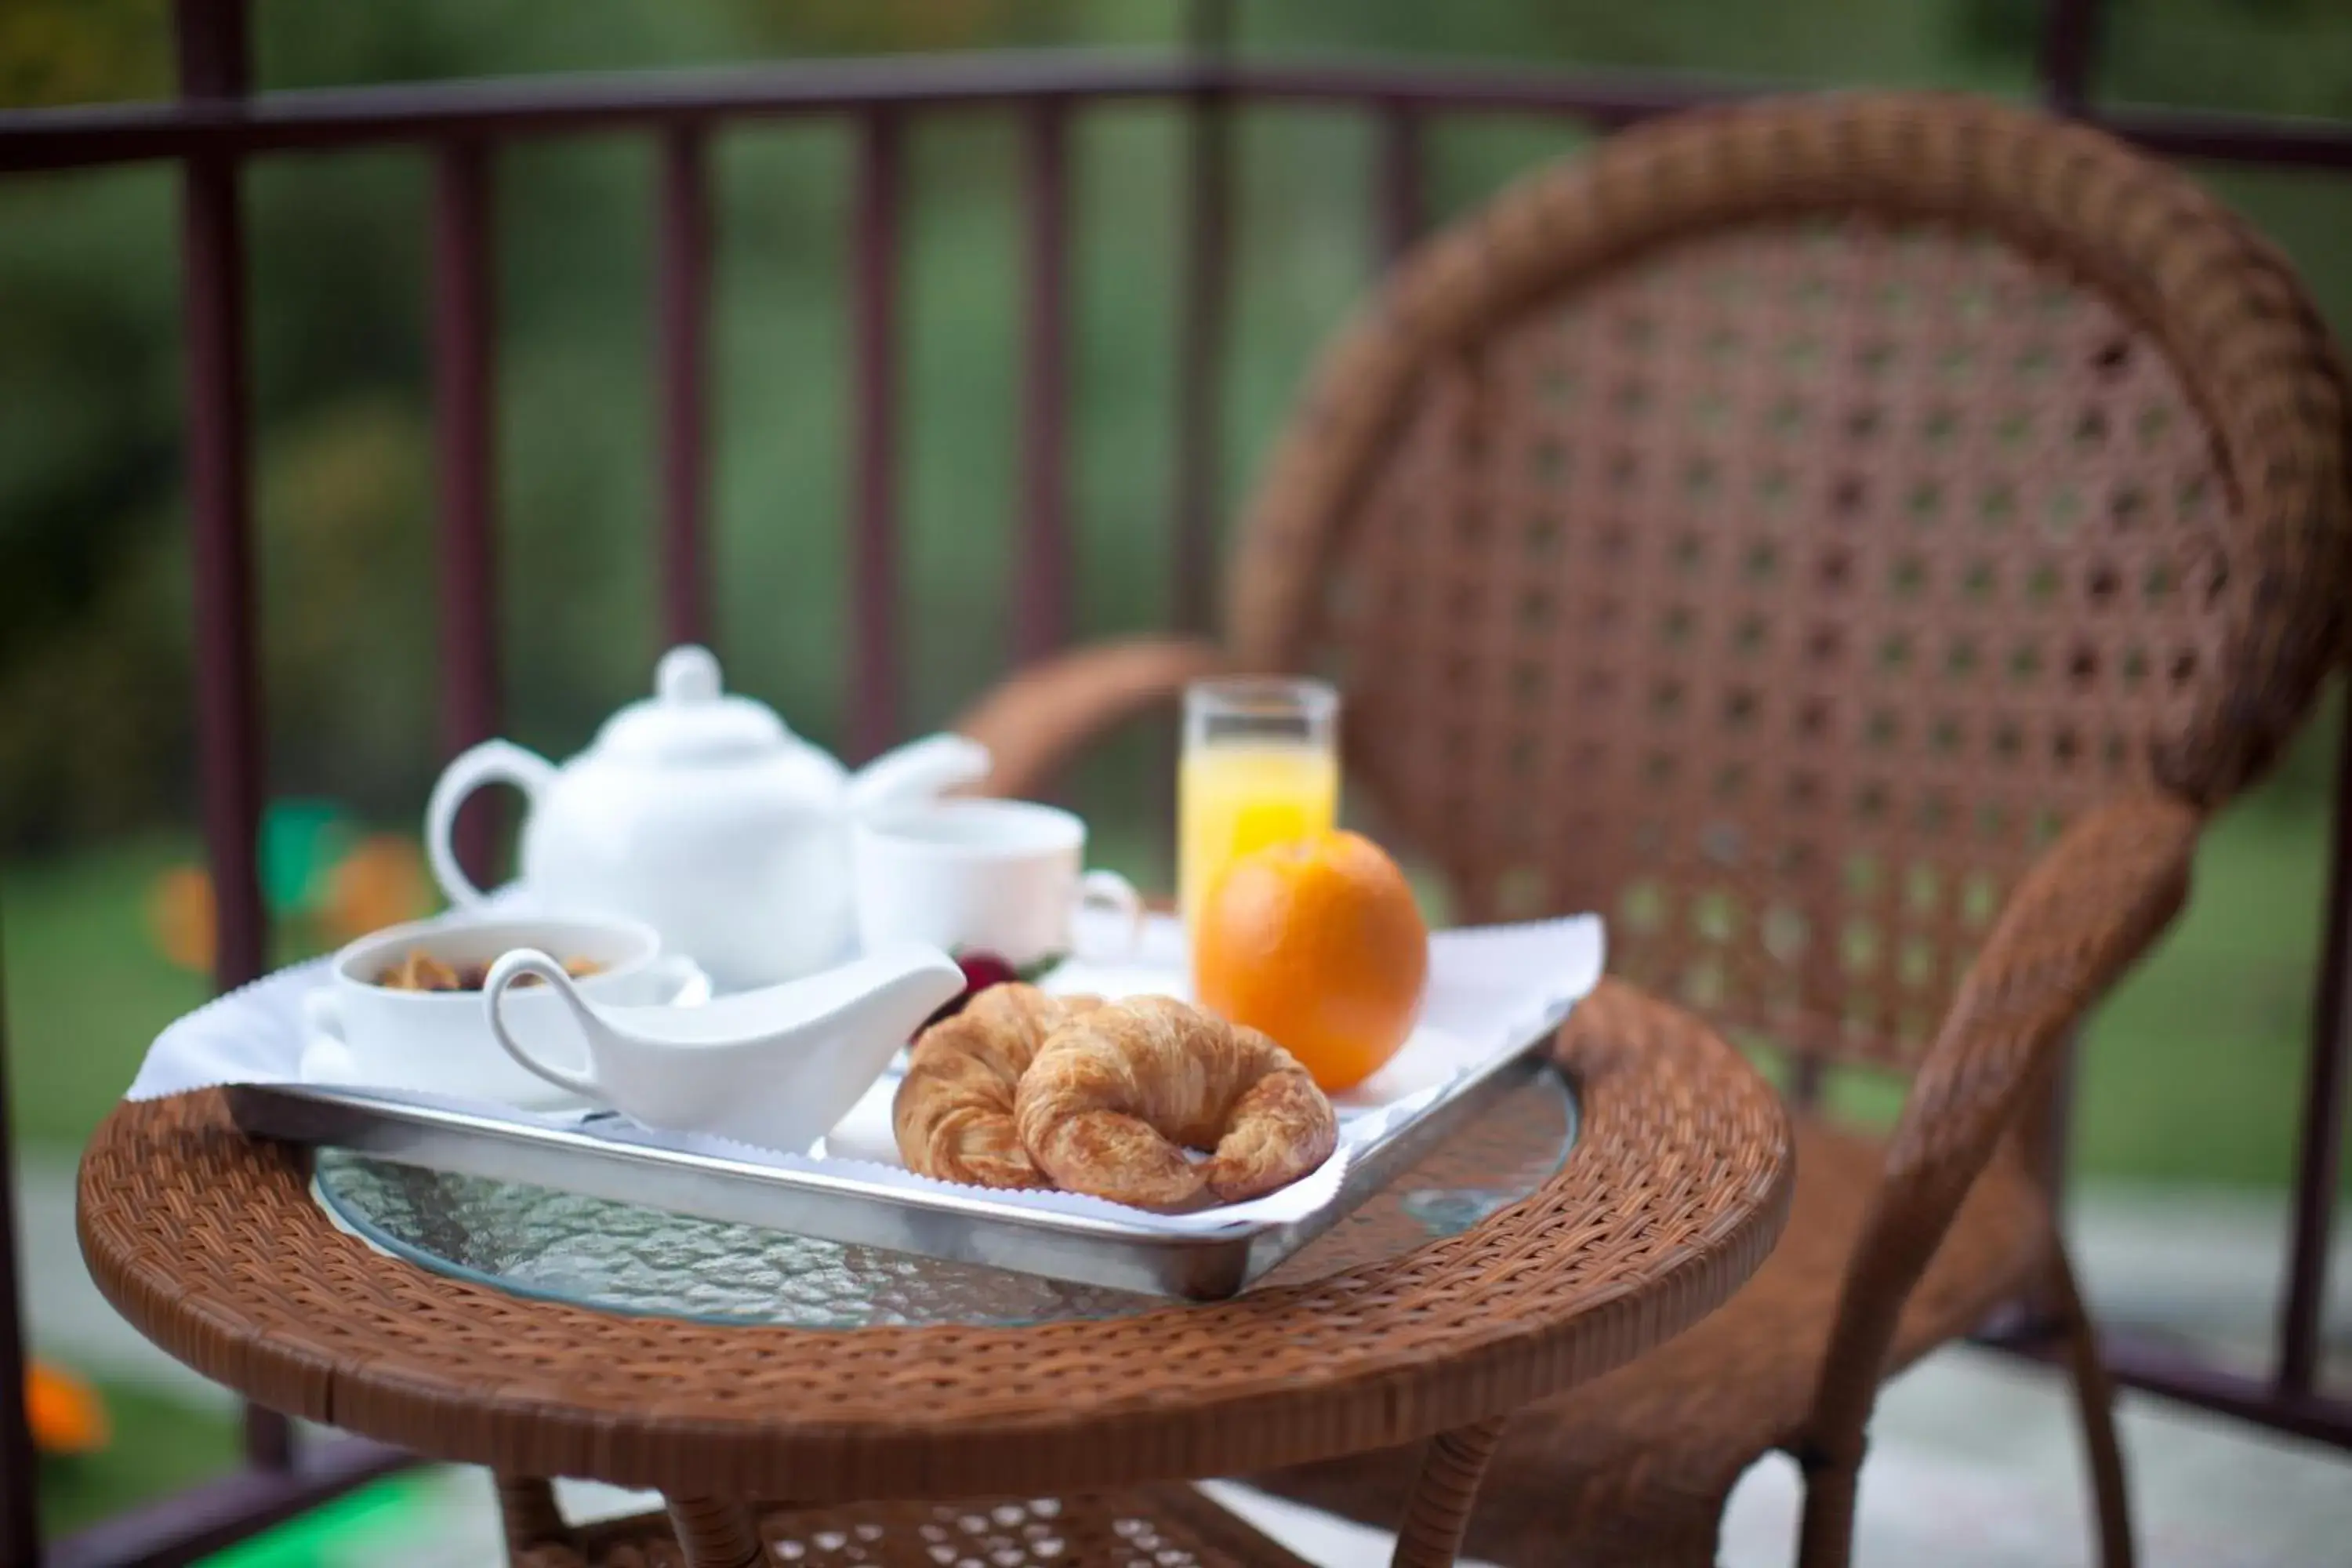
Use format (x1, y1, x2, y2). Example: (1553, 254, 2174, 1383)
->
(5, 0, 2352, 1543)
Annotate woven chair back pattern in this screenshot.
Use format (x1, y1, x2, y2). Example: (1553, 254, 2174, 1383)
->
(1227, 99, 2350, 1073)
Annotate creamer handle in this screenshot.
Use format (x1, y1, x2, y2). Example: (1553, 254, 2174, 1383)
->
(483, 949, 606, 1101)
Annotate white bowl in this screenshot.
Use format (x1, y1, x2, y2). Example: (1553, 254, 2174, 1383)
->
(300, 913, 706, 1109)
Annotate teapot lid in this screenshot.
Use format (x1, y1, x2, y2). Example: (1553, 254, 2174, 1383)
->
(592, 646, 804, 767)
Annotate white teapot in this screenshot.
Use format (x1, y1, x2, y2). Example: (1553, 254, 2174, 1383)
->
(425, 645, 988, 989)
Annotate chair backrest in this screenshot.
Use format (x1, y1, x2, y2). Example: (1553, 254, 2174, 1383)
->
(1227, 93, 2349, 1073)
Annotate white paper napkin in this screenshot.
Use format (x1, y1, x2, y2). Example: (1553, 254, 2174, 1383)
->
(125, 913, 1603, 1236)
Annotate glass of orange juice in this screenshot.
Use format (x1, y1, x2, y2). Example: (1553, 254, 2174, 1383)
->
(1178, 677, 1341, 931)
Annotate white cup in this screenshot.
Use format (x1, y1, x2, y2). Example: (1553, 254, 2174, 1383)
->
(299, 913, 708, 1109)
(853, 800, 1141, 973)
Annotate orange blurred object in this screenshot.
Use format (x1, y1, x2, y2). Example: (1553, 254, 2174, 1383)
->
(1191, 829, 1430, 1092)
(323, 834, 435, 942)
(147, 866, 216, 975)
(27, 1361, 108, 1456)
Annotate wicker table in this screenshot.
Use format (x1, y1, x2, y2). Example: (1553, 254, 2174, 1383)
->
(78, 979, 1790, 1568)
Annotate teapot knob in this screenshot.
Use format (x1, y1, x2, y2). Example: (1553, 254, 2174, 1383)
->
(656, 644, 722, 706)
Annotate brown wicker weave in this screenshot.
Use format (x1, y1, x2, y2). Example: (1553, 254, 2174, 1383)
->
(80, 982, 1789, 1568)
(956, 92, 2350, 1566)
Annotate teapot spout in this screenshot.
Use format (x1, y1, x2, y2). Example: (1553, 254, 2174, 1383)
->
(848, 734, 992, 817)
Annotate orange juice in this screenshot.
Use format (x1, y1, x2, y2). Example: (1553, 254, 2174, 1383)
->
(1178, 743, 1341, 928)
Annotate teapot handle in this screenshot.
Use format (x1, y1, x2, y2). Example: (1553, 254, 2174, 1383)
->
(426, 739, 555, 906)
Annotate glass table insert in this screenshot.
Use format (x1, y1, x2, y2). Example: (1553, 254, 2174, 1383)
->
(314, 1067, 1579, 1329)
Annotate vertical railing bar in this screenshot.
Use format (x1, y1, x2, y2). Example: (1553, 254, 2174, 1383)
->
(657, 125, 713, 649)
(2279, 705, 2352, 1394)
(2039, 1030, 2085, 1200)
(0, 909, 40, 1568)
(2027, 0, 2105, 1286)
(176, 5, 267, 1040)
(849, 110, 904, 762)
(1373, 100, 1425, 264)
(175, 0, 290, 1475)
(2038, 0, 2107, 117)
(1158, 0, 1236, 884)
(433, 140, 503, 887)
(172, 0, 250, 109)
(1015, 100, 1072, 666)
(2027, 0, 2111, 1342)
(1172, 0, 1234, 640)
(1788, 1053, 1824, 1110)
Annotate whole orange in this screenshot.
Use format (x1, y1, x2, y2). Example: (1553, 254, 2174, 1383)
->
(1192, 829, 1430, 1091)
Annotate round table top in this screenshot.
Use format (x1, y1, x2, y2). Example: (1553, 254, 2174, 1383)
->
(78, 978, 1791, 1503)
(308, 1069, 1581, 1328)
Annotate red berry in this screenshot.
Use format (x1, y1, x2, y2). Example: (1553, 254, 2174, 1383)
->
(956, 952, 1018, 992)
(916, 951, 1021, 1037)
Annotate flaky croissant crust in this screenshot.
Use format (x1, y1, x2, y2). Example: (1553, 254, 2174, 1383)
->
(892, 984, 1102, 1188)
(1014, 995, 1338, 1210)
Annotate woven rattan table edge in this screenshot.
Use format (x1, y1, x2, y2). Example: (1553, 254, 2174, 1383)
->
(78, 982, 1791, 1500)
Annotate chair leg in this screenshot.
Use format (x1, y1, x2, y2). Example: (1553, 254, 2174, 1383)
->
(495, 1477, 572, 1564)
(1794, 1443, 1862, 1568)
(1389, 1417, 1507, 1568)
(666, 1496, 765, 1568)
(2048, 1242, 2136, 1568)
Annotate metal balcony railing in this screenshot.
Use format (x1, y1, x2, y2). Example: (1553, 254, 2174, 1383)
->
(0, 0, 2345, 1563)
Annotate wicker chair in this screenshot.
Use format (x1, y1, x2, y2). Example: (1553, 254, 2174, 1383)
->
(955, 92, 2349, 1565)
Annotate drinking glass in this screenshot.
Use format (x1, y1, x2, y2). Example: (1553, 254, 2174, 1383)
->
(1178, 677, 1341, 929)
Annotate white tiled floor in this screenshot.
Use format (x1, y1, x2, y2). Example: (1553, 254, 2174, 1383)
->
(346, 1346, 2352, 1568)
(1192, 1343, 2352, 1565)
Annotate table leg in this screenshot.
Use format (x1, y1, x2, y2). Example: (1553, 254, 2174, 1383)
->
(1388, 1417, 1507, 1568)
(666, 1495, 766, 1568)
(495, 1476, 572, 1563)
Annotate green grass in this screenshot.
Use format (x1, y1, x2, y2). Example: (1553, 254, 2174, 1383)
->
(3, 836, 210, 1153)
(2074, 800, 2336, 1190)
(41, 1380, 442, 1560)
(37, 1382, 237, 1539)
(0, 832, 354, 1155)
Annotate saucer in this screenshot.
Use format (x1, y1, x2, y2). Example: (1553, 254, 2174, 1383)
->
(297, 1024, 591, 1114)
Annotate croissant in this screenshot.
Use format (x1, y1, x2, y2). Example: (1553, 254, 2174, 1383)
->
(1015, 996, 1338, 1210)
(893, 984, 1102, 1188)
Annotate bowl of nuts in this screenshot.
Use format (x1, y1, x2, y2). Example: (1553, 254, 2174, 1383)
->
(299, 913, 708, 1109)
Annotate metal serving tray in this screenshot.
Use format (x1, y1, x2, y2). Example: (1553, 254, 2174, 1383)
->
(227, 1029, 1565, 1301)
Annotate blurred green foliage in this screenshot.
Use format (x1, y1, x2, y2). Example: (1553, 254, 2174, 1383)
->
(3, 1, 2350, 853)
(0, 0, 167, 111)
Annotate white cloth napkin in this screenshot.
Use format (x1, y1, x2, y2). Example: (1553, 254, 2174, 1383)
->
(126, 913, 1603, 1236)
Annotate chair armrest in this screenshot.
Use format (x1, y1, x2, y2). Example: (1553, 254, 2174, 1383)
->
(1805, 792, 2201, 1456)
(952, 637, 1230, 800)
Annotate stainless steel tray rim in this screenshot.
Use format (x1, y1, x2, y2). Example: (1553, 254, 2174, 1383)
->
(229, 1023, 1566, 1299)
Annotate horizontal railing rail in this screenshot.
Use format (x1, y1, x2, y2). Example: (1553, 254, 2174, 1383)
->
(0, 0, 2343, 1564)
(10, 52, 2352, 174)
